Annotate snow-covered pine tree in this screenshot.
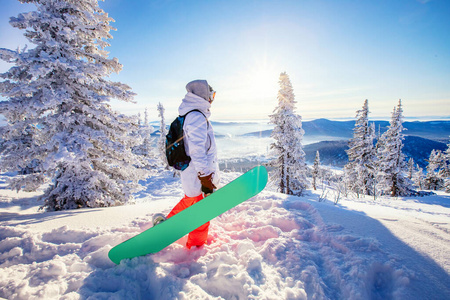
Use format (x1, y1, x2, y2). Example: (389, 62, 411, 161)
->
(312, 151, 321, 190)
(344, 99, 376, 196)
(137, 112, 142, 126)
(413, 163, 425, 190)
(133, 108, 154, 160)
(269, 72, 308, 195)
(376, 100, 412, 196)
(445, 139, 450, 193)
(157, 102, 169, 169)
(407, 158, 415, 180)
(143, 108, 153, 155)
(0, 0, 147, 210)
(424, 149, 445, 190)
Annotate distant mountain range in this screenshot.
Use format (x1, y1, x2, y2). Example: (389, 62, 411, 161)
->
(242, 119, 449, 168)
(243, 118, 450, 142)
(304, 136, 447, 168)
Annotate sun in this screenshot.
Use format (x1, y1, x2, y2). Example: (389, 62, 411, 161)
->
(215, 57, 282, 120)
(245, 59, 280, 99)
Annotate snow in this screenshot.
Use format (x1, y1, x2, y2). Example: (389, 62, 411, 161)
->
(1, 169, 449, 299)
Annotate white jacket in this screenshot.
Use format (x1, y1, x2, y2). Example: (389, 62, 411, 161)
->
(178, 91, 220, 197)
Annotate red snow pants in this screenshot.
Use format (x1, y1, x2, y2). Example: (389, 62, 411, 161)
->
(166, 194, 210, 249)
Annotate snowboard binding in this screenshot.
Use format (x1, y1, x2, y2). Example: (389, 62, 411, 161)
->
(152, 213, 167, 226)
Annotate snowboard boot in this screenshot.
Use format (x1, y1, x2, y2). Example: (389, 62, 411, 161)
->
(152, 213, 166, 226)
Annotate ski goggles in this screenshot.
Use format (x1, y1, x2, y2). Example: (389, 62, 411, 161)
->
(209, 90, 216, 103)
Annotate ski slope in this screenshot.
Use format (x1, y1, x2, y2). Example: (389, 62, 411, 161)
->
(0, 171, 449, 299)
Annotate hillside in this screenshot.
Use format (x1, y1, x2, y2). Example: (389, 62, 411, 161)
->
(304, 140, 349, 167)
(304, 136, 448, 168)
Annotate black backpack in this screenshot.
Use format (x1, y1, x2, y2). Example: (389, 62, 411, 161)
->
(165, 109, 207, 171)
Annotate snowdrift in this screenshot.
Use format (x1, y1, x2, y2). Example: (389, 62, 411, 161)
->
(1, 171, 449, 299)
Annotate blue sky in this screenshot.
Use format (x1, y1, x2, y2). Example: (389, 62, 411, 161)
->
(1, 0, 449, 121)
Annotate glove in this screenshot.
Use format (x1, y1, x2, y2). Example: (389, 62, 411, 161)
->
(198, 173, 216, 195)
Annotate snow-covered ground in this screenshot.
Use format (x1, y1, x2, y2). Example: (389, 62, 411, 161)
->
(1, 170, 449, 300)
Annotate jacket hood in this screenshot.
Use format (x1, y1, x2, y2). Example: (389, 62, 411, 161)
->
(185, 80, 210, 102)
(178, 80, 212, 118)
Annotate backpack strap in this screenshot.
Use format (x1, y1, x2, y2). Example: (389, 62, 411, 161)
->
(182, 109, 211, 151)
(182, 109, 209, 128)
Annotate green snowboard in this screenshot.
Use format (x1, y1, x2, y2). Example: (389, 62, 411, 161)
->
(108, 166, 268, 264)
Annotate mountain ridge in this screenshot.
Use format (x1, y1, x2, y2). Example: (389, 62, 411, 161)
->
(241, 119, 450, 142)
(304, 136, 447, 168)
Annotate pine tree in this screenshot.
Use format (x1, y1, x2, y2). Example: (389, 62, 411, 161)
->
(376, 100, 412, 196)
(157, 102, 169, 169)
(407, 158, 415, 180)
(0, 0, 147, 210)
(269, 72, 308, 195)
(344, 99, 376, 196)
(312, 151, 321, 191)
(133, 108, 154, 160)
(425, 149, 445, 190)
(413, 164, 425, 190)
(444, 139, 450, 193)
(143, 108, 153, 155)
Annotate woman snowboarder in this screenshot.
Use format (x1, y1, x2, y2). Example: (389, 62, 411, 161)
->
(161, 79, 220, 249)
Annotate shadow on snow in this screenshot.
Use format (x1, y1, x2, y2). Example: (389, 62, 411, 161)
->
(281, 195, 450, 300)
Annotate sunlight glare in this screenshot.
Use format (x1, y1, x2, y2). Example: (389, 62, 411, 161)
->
(246, 62, 279, 100)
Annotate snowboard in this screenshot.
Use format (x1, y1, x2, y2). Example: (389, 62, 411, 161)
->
(108, 166, 268, 264)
